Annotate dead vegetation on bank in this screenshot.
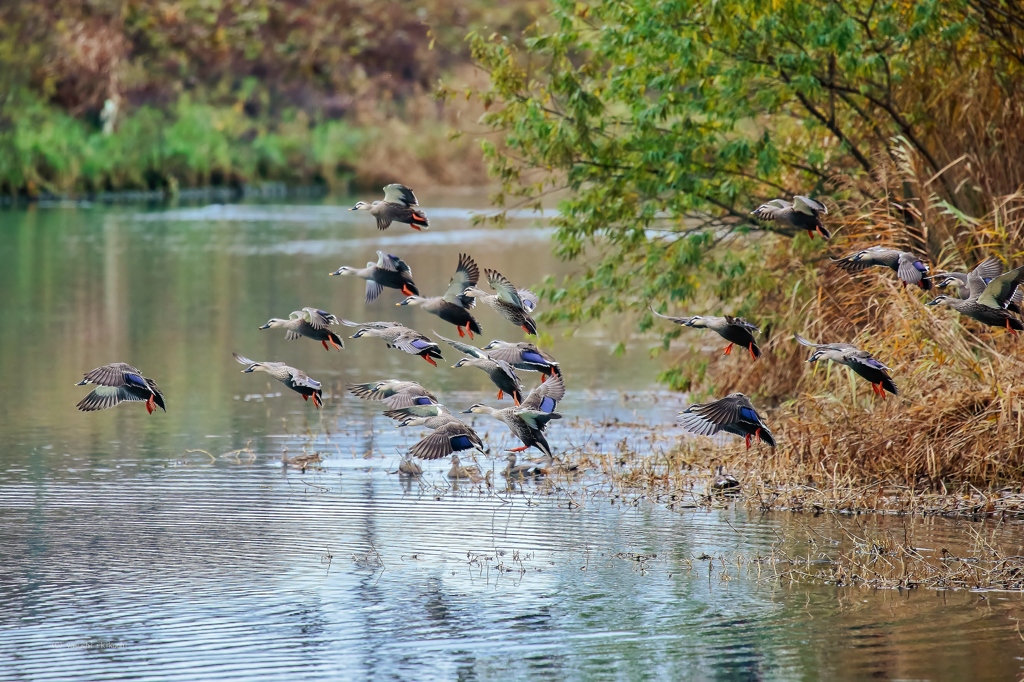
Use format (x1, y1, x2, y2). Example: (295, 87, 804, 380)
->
(658, 150, 1024, 496)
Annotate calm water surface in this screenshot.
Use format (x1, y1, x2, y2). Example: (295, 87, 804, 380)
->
(1, 197, 1023, 680)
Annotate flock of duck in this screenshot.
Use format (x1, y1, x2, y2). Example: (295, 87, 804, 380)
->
(73, 185, 1024, 476)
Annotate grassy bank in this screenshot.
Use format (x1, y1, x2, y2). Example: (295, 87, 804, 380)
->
(0, 90, 489, 198)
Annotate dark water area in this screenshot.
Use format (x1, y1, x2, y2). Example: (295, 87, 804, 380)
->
(1, 197, 1023, 680)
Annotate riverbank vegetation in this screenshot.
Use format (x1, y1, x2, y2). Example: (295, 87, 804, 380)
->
(468, 0, 1024, 491)
(0, 1, 537, 196)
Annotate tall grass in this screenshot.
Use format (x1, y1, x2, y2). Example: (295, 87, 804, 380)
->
(658, 141, 1024, 493)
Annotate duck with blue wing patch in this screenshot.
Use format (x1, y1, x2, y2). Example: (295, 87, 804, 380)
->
(480, 340, 562, 382)
(382, 404, 484, 460)
(347, 380, 437, 409)
(463, 268, 540, 335)
(435, 331, 524, 404)
(76, 363, 166, 414)
(232, 353, 323, 408)
(462, 375, 565, 456)
(345, 320, 445, 366)
(832, 246, 932, 290)
(677, 393, 775, 450)
(794, 334, 898, 398)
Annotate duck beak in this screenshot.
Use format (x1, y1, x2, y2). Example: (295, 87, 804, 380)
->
(258, 323, 271, 330)
(460, 408, 473, 414)
(328, 269, 341, 276)
(925, 298, 940, 306)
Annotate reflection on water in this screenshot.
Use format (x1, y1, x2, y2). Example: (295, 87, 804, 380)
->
(1, 199, 1023, 680)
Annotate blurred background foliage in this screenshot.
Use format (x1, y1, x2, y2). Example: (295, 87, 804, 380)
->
(0, 0, 542, 195)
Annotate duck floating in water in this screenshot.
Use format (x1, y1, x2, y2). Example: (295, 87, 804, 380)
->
(750, 196, 830, 239)
(794, 334, 898, 398)
(712, 465, 740, 494)
(398, 453, 423, 476)
(832, 246, 931, 290)
(677, 393, 775, 449)
(503, 452, 545, 479)
(397, 253, 482, 339)
(350, 183, 429, 231)
(447, 454, 482, 480)
(75, 363, 166, 414)
(259, 307, 343, 350)
(926, 265, 1024, 336)
(435, 332, 524, 404)
(462, 375, 565, 457)
(330, 251, 419, 303)
(232, 352, 323, 408)
(464, 268, 540, 335)
(652, 310, 761, 360)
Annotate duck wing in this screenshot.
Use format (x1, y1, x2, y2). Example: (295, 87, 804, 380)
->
(80, 363, 146, 387)
(443, 253, 480, 307)
(978, 265, 1024, 309)
(521, 374, 565, 412)
(301, 308, 339, 329)
(434, 331, 488, 359)
(650, 309, 690, 325)
(382, 183, 418, 207)
(793, 195, 827, 215)
(971, 257, 1004, 282)
(896, 253, 928, 286)
(485, 269, 527, 309)
(750, 200, 792, 221)
(377, 251, 412, 275)
(76, 385, 151, 411)
(410, 421, 481, 460)
(288, 368, 322, 391)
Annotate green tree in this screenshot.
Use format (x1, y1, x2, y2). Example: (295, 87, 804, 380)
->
(466, 0, 1024, 358)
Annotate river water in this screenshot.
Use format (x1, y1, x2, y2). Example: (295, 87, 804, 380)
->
(1, 195, 1023, 680)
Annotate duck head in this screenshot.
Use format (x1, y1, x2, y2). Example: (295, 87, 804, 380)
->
(397, 296, 424, 306)
(259, 318, 288, 330)
(681, 316, 706, 328)
(329, 266, 356, 276)
(350, 201, 372, 211)
(926, 295, 955, 307)
(461, 404, 494, 415)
